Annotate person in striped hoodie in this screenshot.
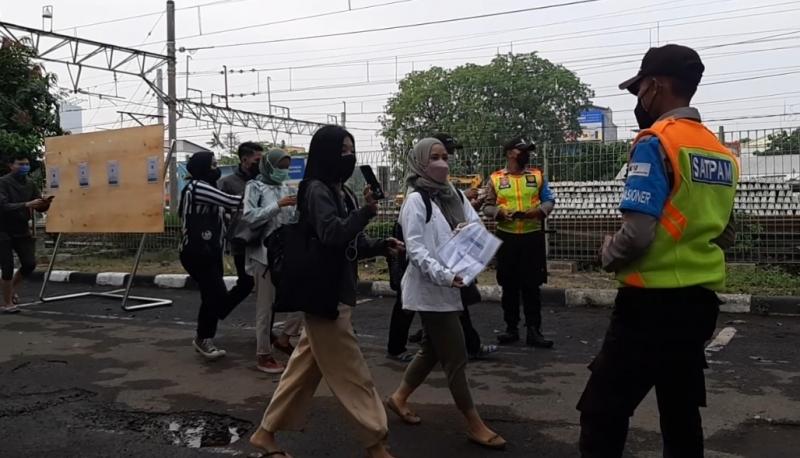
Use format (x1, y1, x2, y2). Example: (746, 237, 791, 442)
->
(179, 151, 243, 360)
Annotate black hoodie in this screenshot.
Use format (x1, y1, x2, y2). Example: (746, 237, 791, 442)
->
(299, 126, 385, 310)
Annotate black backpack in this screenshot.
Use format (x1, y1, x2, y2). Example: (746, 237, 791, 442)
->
(387, 188, 465, 292)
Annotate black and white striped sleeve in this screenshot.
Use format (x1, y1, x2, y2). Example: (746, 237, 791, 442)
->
(192, 181, 242, 209)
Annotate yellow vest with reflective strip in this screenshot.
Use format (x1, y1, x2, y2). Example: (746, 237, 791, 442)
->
(491, 168, 543, 234)
(616, 118, 738, 291)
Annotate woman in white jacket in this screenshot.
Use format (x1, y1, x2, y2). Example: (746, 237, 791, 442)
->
(241, 149, 303, 374)
(385, 138, 507, 451)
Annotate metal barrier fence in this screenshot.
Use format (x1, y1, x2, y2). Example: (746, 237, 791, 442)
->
(45, 126, 800, 266)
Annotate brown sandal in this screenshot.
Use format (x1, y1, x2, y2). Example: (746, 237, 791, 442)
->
(385, 397, 421, 425)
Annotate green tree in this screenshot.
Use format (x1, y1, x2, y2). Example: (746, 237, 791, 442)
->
(756, 129, 800, 156)
(207, 131, 241, 164)
(0, 38, 63, 172)
(548, 141, 632, 181)
(379, 53, 593, 159)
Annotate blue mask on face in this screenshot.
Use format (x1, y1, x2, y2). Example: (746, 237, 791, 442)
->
(15, 165, 31, 176)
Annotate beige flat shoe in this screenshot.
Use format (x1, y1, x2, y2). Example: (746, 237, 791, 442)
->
(467, 432, 507, 450)
(385, 397, 421, 425)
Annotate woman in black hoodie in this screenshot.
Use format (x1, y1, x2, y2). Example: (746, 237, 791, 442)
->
(179, 152, 243, 360)
(250, 126, 402, 458)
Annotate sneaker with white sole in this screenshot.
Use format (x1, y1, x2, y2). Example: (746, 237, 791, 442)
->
(256, 355, 286, 374)
(193, 338, 226, 360)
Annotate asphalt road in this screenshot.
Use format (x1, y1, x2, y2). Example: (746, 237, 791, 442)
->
(1, 282, 798, 457)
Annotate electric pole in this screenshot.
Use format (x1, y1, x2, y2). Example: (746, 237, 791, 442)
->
(157, 68, 164, 123)
(341, 101, 347, 128)
(167, 0, 178, 214)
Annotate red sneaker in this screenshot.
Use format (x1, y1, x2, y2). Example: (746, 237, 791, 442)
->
(256, 355, 285, 374)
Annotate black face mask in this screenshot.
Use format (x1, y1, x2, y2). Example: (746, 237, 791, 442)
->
(517, 151, 531, 168)
(635, 99, 657, 130)
(338, 154, 356, 181)
(248, 162, 259, 178)
(207, 168, 222, 186)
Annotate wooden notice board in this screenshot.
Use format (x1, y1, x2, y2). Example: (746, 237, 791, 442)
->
(44, 125, 165, 233)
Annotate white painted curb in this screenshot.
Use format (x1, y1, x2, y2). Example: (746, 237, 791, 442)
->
(49, 271, 76, 283)
(96, 272, 128, 287)
(719, 294, 752, 313)
(565, 289, 617, 308)
(154, 274, 190, 289)
(223, 276, 237, 291)
(371, 281, 393, 297)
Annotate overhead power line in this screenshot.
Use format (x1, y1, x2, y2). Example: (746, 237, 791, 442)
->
(54, 0, 244, 32)
(179, 0, 600, 50)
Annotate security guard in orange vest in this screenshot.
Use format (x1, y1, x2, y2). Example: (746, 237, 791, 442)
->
(577, 45, 738, 458)
(483, 138, 555, 348)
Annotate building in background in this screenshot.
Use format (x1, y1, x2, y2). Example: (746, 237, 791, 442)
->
(578, 106, 617, 143)
(59, 102, 83, 134)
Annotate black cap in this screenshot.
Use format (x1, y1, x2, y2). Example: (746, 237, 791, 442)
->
(619, 44, 705, 95)
(433, 133, 462, 153)
(503, 137, 535, 153)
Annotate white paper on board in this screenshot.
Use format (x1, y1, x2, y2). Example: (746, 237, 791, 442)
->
(146, 156, 158, 183)
(49, 167, 60, 189)
(78, 162, 90, 188)
(107, 160, 120, 186)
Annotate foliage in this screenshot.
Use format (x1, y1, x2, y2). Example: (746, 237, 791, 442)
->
(755, 129, 800, 156)
(731, 213, 763, 254)
(217, 154, 241, 166)
(546, 141, 631, 181)
(724, 264, 800, 296)
(365, 221, 395, 240)
(380, 53, 593, 160)
(0, 39, 63, 172)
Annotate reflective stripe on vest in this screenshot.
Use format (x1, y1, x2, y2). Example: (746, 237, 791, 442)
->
(491, 168, 543, 234)
(616, 117, 739, 291)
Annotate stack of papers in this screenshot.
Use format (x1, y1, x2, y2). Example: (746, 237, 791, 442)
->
(436, 222, 502, 285)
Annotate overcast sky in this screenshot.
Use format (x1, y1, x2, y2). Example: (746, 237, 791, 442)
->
(2, 0, 799, 151)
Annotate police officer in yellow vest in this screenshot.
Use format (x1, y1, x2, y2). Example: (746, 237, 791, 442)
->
(577, 45, 738, 458)
(483, 138, 555, 348)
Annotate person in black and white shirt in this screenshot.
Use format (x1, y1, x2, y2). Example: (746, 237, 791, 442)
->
(179, 152, 243, 360)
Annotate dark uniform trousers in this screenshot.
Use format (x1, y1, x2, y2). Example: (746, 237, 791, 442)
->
(496, 230, 547, 331)
(577, 286, 721, 458)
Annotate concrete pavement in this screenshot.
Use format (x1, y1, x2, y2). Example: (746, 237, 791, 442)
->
(1, 283, 799, 457)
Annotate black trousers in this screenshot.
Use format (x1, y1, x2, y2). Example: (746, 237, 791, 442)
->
(387, 293, 482, 356)
(227, 250, 255, 318)
(180, 249, 249, 339)
(496, 230, 546, 331)
(0, 236, 36, 281)
(577, 287, 720, 458)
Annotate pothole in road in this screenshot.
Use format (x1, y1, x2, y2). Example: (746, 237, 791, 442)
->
(80, 409, 253, 449)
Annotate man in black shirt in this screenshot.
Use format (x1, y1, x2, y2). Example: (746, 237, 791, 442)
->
(0, 155, 52, 313)
(218, 142, 263, 307)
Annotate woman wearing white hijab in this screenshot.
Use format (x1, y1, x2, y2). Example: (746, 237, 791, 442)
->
(385, 138, 507, 451)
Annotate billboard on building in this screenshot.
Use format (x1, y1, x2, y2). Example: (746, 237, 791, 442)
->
(579, 109, 605, 142)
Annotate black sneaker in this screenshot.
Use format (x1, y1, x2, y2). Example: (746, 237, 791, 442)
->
(408, 329, 424, 344)
(193, 338, 226, 360)
(497, 329, 519, 345)
(526, 327, 554, 349)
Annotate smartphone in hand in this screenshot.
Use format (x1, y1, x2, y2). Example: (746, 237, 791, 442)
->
(359, 165, 385, 200)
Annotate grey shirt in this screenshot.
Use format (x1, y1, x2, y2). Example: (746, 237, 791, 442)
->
(602, 107, 736, 272)
(218, 166, 251, 254)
